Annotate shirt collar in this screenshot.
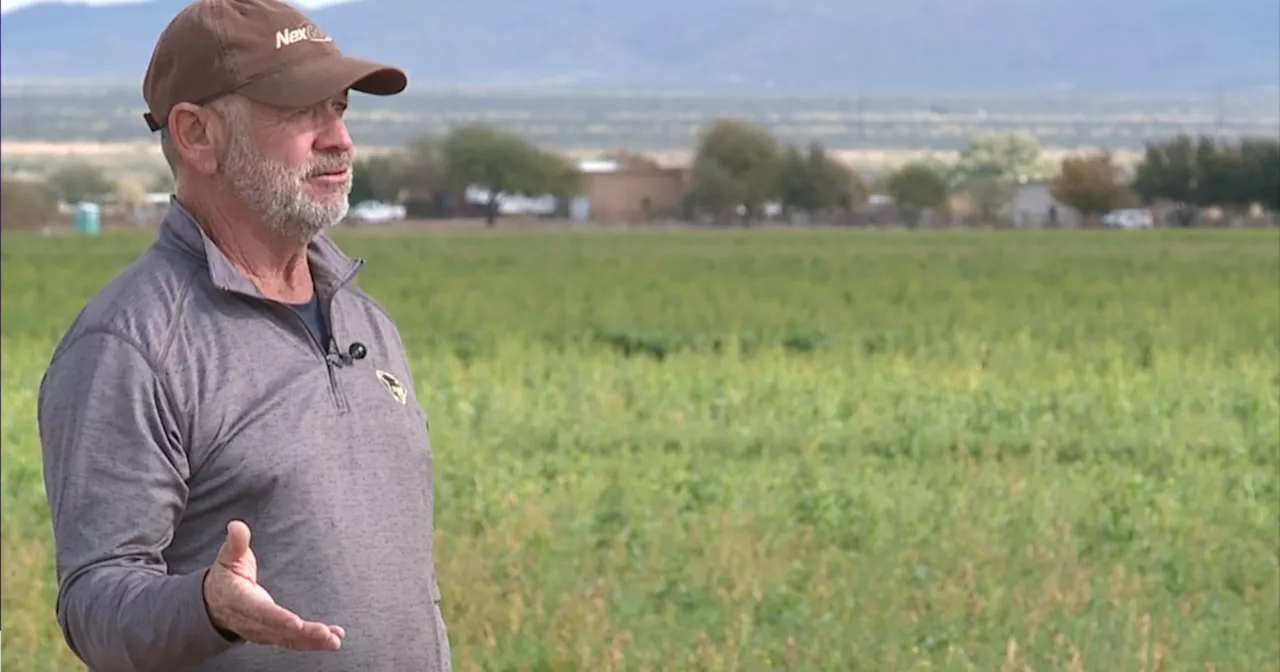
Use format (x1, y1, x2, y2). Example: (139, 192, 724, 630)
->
(156, 195, 364, 301)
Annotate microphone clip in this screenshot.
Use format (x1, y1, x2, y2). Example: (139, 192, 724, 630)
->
(326, 339, 368, 367)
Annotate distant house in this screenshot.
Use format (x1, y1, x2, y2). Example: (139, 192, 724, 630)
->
(1004, 180, 1082, 229)
(575, 152, 689, 223)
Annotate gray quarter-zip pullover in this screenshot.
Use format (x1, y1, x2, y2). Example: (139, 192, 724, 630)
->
(37, 199, 451, 672)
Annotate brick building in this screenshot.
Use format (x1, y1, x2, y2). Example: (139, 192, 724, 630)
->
(575, 153, 689, 223)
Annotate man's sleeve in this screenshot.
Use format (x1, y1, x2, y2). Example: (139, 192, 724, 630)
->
(38, 329, 241, 672)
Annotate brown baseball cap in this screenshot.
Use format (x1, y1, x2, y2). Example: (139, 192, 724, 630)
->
(142, 0, 407, 132)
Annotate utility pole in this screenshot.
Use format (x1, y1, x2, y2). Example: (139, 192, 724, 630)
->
(855, 89, 864, 141)
(1215, 82, 1225, 139)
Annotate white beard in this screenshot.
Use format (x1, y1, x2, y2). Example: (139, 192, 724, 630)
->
(218, 115, 352, 244)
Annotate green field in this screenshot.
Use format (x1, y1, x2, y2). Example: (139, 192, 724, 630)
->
(3, 227, 1278, 671)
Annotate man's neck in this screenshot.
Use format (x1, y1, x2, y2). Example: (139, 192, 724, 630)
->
(176, 192, 316, 304)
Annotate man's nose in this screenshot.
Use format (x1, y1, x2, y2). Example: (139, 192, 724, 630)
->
(316, 116, 354, 156)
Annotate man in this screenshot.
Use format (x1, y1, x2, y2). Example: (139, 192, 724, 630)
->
(36, 1, 451, 670)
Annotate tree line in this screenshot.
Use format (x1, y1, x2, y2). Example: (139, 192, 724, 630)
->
(1130, 134, 1280, 224)
(351, 119, 878, 225)
(349, 124, 581, 226)
(1, 162, 158, 231)
(2, 119, 1276, 230)
(353, 119, 1277, 227)
(665, 122, 1277, 227)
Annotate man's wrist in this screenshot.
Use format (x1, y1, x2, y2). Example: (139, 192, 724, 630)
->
(201, 568, 244, 643)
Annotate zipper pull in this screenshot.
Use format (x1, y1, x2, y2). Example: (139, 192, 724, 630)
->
(325, 337, 352, 367)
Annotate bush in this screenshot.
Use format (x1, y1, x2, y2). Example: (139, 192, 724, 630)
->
(1, 178, 59, 230)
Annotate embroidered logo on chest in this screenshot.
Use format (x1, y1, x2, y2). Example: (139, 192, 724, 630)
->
(375, 370, 408, 405)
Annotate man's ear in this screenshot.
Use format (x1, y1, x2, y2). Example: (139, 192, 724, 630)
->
(168, 102, 224, 176)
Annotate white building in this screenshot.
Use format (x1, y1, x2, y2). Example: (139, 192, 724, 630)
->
(1003, 180, 1082, 229)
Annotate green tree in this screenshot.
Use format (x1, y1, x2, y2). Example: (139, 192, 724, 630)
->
(1131, 134, 1205, 225)
(1192, 136, 1237, 209)
(47, 162, 116, 204)
(887, 161, 949, 226)
(114, 177, 149, 208)
(1052, 152, 1132, 221)
(777, 142, 866, 220)
(1130, 134, 1280, 223)
(964, 176, 1017, 225)
(776, 147, 812, 214)
(442, 124, 580, 226)
(691, 118, 780, 222)
(1132, 134, 1222, 204)
(1193, 136, 1280, 213)
(953, 131, 1046, 185)
(350, 152, 411, 205)
(147, 168, 175, 195)
(349, 136, 448, 217)
(401, 134, 447, 203)
(683, 159, 747, 224)
(950, 132, 1050, 224)
(1, 178, 59, 230)
(1239, 137, 1280, 211)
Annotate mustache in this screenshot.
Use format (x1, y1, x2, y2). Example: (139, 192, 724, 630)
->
(302, 153, 352, 177)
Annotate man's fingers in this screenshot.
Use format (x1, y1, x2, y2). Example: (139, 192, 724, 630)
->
(291, 620, 343, 650)
(208, 528, 342, 652)
(276, 618, 342, 651)
(246, 599, 309, 633)
(217, 520, 252, 565)
(243, 600, 342, 650)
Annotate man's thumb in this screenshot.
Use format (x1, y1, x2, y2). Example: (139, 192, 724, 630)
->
(217, 520, 252, 564)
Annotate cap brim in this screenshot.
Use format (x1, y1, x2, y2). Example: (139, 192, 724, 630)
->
(237, 54, 407, 110)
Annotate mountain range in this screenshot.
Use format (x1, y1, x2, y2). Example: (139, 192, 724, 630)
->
(3, 0, 1278, 92)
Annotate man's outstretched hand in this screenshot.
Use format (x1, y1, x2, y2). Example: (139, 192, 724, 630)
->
(202, 520, 344, 651)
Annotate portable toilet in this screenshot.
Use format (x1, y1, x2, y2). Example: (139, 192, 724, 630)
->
(74, 202, 101, 236)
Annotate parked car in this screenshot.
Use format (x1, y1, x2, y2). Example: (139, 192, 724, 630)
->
(1101, 208, 1154, 229)
(346, 200, 407, 224)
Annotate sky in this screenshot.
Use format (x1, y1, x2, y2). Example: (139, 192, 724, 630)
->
(1, 0, 344, 13)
